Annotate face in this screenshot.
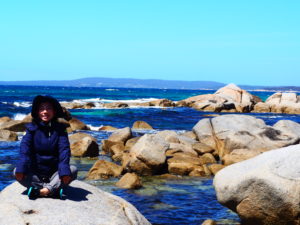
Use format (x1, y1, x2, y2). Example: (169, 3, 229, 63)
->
(38, 102, 55, 123)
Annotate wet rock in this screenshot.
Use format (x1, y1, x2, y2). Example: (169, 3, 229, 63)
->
(149, 99, 175, 107)
(0, 130, 18, 141)
(132, 121, 153, 129)
(99, 125, 118, 131)
(214, 144, 300, 225)
(0, 181, 150, 225)
(87, 160, 123, 179)
(108, 127, 132, 143)
(201, 219, 216, 225)
(116, 173, 142, 189)
(103, 102, 129, 108)
(69, 118, 89, 131)
(70, 136, 99, 157)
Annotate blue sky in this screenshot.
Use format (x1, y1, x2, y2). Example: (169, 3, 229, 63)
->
(0, 1, 299, 86)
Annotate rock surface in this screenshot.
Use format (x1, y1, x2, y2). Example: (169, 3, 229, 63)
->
(214, 144, 300, 225)
(0, 181, 150, 225)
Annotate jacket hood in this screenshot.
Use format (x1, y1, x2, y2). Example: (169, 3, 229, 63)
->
(31, 95, 64, 120)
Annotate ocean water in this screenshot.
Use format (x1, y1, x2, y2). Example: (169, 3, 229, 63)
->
(1, 85, 300, 224)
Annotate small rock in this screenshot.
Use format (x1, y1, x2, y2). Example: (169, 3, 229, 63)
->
(108, 127, 132, 143)
(201, 219, 216, 225)
(69, 118, 89, 131)
(87, 160, 123, 179)
(99, 125, 118, 131)
(116, 173, 142, 189)
(132, 121, 153, 129)
(0, 130, 18, 141)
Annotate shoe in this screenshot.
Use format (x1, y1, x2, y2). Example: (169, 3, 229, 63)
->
(59, 188, 65, 200)
(27, 187, 40, 200)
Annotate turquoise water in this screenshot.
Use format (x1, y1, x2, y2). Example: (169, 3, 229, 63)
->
(1, 85, 299, 224)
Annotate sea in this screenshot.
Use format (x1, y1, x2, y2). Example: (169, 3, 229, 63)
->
(1, 85, 300, 225)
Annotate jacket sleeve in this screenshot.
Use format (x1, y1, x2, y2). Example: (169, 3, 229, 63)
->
(57, 129, 72, 177)
(15, 129, 33, 174)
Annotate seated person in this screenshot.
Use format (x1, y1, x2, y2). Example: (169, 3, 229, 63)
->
(14, 95, 77, 199)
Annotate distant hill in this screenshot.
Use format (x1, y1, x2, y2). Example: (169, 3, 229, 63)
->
(0, 77, 225, 89)
(0, 77, 299, 91)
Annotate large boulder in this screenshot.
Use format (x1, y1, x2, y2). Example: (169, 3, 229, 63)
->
(193, 114, 300, 163)
(0, 181, 150, 225)
(253, 92, 300, 114)
(180, 84, 262, 113)
(0, 120, 27, 132)
(214, 144, 300, 225)
(124, 134, 169, 175)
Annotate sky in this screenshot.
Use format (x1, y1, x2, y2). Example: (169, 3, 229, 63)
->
(0, 1, 299, 86)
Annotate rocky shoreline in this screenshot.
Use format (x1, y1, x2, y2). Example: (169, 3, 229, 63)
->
(1, 84, 300, 224)
(60, 84, 300, 114)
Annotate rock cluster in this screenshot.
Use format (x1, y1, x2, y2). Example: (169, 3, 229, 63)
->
(193, 114, 300, 165)
(178, 83, 262, 112)
(253, 92, 300, 114)
(59, 84, 300, 115)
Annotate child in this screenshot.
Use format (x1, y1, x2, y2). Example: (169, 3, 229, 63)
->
(14, 95, 77, 199)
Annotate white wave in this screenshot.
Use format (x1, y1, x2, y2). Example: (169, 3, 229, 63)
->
(101, 98, 159, 103)
(87, 124, 102, 131)
(105, 89, 119, 91)
(13, 101, 31, 108)
(63, 97, 160, 105)
(13, 113, 27, 120)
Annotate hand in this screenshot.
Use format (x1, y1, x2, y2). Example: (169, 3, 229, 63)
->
(61, 175, 72, 185)
(15, 173, 25, 181)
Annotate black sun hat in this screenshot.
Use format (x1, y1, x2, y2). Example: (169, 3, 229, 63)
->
(31, 95, 64, 119)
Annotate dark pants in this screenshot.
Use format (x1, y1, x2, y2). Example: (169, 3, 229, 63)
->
(13, 165, 78, 194)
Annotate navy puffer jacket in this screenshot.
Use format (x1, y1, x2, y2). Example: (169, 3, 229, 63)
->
(16, 121, 71, 177)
